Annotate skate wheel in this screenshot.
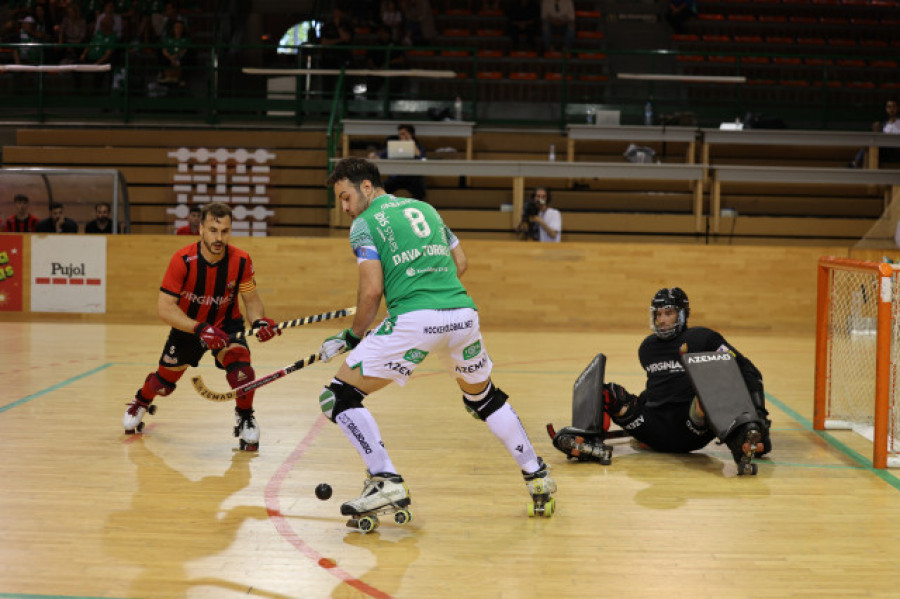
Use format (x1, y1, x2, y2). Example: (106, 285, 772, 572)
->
(544, 498, 556, 517)
(233, 426, 240, 438)
(136, 422, 145, 433)
(394, 509, 412, 525)
(147, 404, 157, 415)
(599, 455, 612, 466)
(358, 515, 379, 533)
(527, 501, 536, 517)
(125, 429, 136, 435)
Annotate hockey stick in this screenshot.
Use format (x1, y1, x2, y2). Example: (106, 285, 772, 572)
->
(229, 306, 356, 341)
(191, 352, 326, 402)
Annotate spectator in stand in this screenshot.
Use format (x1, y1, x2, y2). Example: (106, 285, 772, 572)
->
(94, 1, 123, 40)
(134, 0, 165, 45)
(401, 0, 436, 45)
(507, 0, 539, 51)
(175, 204, 201, 235)
(57, 3, 87, 64)
(81, 0, 104, 25)
(366, 24, 408, 99)
(79, 12, 116, 64)
(158, 1, 186, 41)
(665, 0, 697, 34)
(31, 3, 54, 43)
(3, 194, 39, 233)
(540, 0, 574, 54)
(36, 201, 79, 233)
(13, 16, 41, 65)
(113, 0, 137, 41)
(380, 0, 403, 43)
(159, 17, 189, 84)
(85, 201, 113, 233)
(850, 98, 900, 168)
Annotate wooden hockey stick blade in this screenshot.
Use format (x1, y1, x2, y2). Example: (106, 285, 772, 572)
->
(191, 352, 322, 402)
(230, 306, 357, 341)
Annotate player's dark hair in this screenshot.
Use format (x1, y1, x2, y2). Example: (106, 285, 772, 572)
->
(398, 123, 416, 138)
(95, 202, 110, 211)
(14, 194, 28, 203)
(326, 156, 384, 189)
(188, 204, 201, 215)
(49, 201, 63, 211)
(201, 202, 232, 222)
(532, 187, 552, 205)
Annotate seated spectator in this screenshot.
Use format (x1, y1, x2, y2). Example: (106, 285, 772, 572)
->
(159, 18, 189, 85)
(79, 13, 117, 65)
(368, 123, 427, 200)
(85, 201, 113, 233)
(380, 0, 404, 43)
(3, 194, 39, 233)
(14, 16, 41, 65)
(508, 0, 540, 51)
(366, 24, 408, 99)
(31, 3, 54, 43)
(540, 0, 574, 54)
(81, 0, 105, 25)
(158, 1, 186, 42)
(57, 3, 87, 64)
(665, 0, 697, 34)
(36, 201, 79, 233)
(134, 0, 165, 45)
(93, 1, 123, 40)
(401, 0, 436, 45)
(851, 99, 900, 168)
(175, 204, 200, 235)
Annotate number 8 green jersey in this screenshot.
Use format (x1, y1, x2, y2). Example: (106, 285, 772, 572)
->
(349, 194, 477, 316)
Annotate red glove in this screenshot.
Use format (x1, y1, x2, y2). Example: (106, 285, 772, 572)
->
(194, 322, 229, 350)
(253, 318, 281, 343)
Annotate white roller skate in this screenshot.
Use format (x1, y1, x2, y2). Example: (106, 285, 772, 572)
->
(123, 396, 156, 434)
(234, 408, 260, 451)
(524, 457, 557, 518)
(341, 472, 413, 534)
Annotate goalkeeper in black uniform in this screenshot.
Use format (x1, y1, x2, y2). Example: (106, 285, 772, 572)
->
(586, 288, 771, 469)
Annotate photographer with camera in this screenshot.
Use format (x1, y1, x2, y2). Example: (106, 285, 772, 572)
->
(517, 187, 561, 242)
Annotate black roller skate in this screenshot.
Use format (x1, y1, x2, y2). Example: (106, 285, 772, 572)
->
(546, 424, 613, 465)
(726, 423, 764, 476)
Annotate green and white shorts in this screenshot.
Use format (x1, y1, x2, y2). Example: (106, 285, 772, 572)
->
(345, 308, 493, 386)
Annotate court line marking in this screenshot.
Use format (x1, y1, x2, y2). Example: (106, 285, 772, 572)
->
(264, 415, 391, 599)
(0, 363, 114, 414)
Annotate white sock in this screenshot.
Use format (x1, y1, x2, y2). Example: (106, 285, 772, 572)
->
(485, 403, 540, 474)
(335, 407, 397, 475)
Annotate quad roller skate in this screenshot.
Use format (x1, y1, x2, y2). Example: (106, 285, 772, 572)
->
(727, 423, 764, 476)
(234, 408, 260, 451)
(123, 396, 156, 434)
(524, 457, 557, 518)
(341, 472, 413, 534)
(546, 424, 613, 465)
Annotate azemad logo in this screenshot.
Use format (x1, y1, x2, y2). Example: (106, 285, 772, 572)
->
(404, 348, 429, 364)
(685, 353, 732, 364)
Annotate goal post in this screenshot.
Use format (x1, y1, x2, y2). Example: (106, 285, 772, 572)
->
(814, 256, 898, 468)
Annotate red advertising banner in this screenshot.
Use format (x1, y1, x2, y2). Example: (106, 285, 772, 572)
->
(0, 235, 23, 311)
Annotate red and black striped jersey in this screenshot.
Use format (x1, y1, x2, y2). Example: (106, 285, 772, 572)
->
(160, 242, 257, 327)
(3, 214, 38, 232)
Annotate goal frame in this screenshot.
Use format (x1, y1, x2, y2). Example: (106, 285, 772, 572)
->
(814, 256, 896, 468)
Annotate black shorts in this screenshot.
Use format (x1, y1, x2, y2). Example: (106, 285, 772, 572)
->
(614, 399, 715, 453)
(157, 318, 248, 370)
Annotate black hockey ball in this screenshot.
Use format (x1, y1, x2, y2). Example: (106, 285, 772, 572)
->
(315, 483, 333, 501)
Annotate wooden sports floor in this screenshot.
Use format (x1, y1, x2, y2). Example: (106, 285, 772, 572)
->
(2, 320, 900, 599)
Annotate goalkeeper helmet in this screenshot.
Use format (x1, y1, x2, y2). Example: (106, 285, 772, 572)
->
(649, 287, 690, 340)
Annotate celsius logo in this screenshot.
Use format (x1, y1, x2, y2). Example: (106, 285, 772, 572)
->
(686, 354, 731, 363)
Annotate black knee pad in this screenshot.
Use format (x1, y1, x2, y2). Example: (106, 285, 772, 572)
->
(319, 379, 366, 422)
(463, 384, 508, 421)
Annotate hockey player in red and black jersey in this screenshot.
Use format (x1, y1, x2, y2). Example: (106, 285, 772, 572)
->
(122, 202, 281, 450)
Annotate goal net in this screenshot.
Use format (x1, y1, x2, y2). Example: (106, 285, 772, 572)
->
(814, 256, 900, 468)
